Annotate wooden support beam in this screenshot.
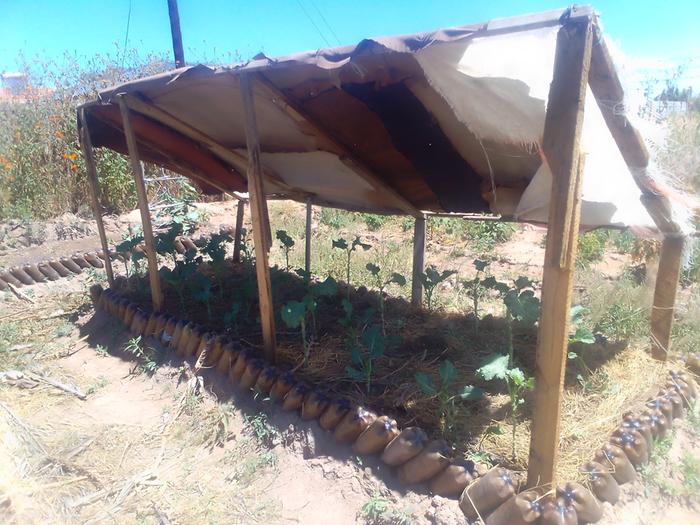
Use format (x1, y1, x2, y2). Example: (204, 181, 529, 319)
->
(253, 73, 422, 218)
(527, 19, 593, 489)
(411, 216, 426, 307)
(79, 109, 115, 288)
(232, 200, 246, 263)
(305, 198, 312, 275)
(650, 235, 685, 361)
(117, 96, 164, 312)
(240, 74, 277, 363)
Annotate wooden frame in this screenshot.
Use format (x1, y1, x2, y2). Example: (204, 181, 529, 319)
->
(411, 216, 426, 307)
(232, 199, 246, 263)
(79, 109, 115, 287)
(117, 96, 164, 312)
(240, 74, 278, 362)
(650, 236, 685, 360)
(305, 198, 313, 275)
(526, 18, 593, 488)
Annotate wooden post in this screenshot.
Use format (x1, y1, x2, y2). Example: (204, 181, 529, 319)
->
(117, 96, 164, 312)
(650, 236, 685, 360)
(79, 109, 115, 288)
(167, 0, 186, 68)
(305, 198, 312, 275)
(411, 216, 426, 307)
(240, 74, 277, 362)
(232, 199, 245, 263)
(527, 19, 593, 489)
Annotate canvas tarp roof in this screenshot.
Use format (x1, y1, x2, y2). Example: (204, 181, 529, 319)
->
(79, 5, 688, 230)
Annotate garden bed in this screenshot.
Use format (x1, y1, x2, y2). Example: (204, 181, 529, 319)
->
(113, 252, 667, 482)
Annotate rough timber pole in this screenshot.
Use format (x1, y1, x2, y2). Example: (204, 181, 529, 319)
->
(411, 216, 426, 307)
(527, 18, 593, 488)
(232, 199, 245, 263)
(650, 236, 685, 360)
(117, 96, 164, 312)
(305, 198, 312, 275)
(167, 0, 186, 68)
(240, 74, 277, 362)
(79, 110, 115, 288)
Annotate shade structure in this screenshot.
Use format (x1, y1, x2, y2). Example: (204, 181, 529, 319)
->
(79, 5, 693, 230)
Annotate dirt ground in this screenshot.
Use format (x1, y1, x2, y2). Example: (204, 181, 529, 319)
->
(1, 201, 699, 524)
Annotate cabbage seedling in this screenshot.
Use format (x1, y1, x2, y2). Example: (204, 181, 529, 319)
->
(346, 324, 385, 394)
(366, 263, 406, 333)
(415, 359, 483, 438)
(461, 259, 491, 334)
(276, 230, 295, 269)
(419, 265, 456, 311)
(332, 236, 371, 300)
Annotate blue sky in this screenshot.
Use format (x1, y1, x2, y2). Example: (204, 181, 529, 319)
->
(2, 0, 699, 89)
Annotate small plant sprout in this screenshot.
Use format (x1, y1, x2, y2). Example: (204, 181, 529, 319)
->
(567, 305, 596, 385)
(346, 324, 385, 394)
(419, 265, 456, 311)
(276, 230, 295, 269)
(366, 262, 406, 333)
(332, 236, 371, 300)
(202, 232, 233, 297)
(462, 258, 491, 334)
(415, 360, 483, 438)
(477, 353, 534, 461)
(281, 276, 339, 365)
(124, 336, 160, 375)
(115, 225, 145, 277)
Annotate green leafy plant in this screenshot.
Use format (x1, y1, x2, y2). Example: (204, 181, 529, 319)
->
(462, 259, 491, 334)
(115, 225, 145, 278)
(419, 265, 456, 311)
(189, 272, 214, 321)
(415, 360, 483, 437)
(155, 222, 184, 264)
(201, 232, 233, 297)
(576, 230, 607, 269)
(332, 236, 371, 300)
(567, 305, 596, 387)
(366, 262, 406, 333)
(359, 492, 413, 525)
(477, 353, 534, 460)
(346, 324, 386, 395)
(276, 230, 295, 269)
(281, 276, 339, 365)
(124, 336, 160, 375)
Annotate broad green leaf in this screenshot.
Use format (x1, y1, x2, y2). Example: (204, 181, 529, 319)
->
(366, 263, 381, 276)
(514, 276, 532, 290)
(352, 236, 371, 251)
(506, 367, 526, 386)
(350, 345, 363, 366)
(132, 251, 146, 263)
(363, 325, 385, 359)
(332, 238, 348, 250)
(474, 259, 489, 272)
(439, 360, 457, 387)
(415, 372, 437, 396)
(567, 351, 578, 360)
(476, 354, 510, 381)
(570, 305, 590, 324)
(346, 366, 365, 381)
(389, 273, 407, 286)
(276, 230, 295, 248)
(458, 384, 485, 401)
(313, 276, 338, 297)
(281, 300, 306, 328)
(572, 326, 595, 345)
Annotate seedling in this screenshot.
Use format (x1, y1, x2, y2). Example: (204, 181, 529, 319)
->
(567, 305, 596, 387)
(477, 353, 534, 460)
(461, 259, 491, 334)
(115, 225, 145, 277)
(346, 324, 386, 394)
(415, 359, 483, 438)
(366, 262, 406, 333)
(124, 336, 160, 375)
(155, 222, 184, 264)
(276, 230, 295, 269)
(201, 232, 233, 297)
(189, 272, 214, 320)
(281, 276, 339, 365)
(419, 265, 456, 311)
(332, 236, 371, 300)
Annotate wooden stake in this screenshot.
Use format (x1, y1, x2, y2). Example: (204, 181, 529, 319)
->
(527, 19, 593, 489)
(650, 236, 685, 361)
(305, 198, 312, 275)
(117, 96, 163, 312)
(240, 74, 277, 362)
(232, 199, 245, 263)
(411, 216, 426, 307)
(79, 109, 115, 288)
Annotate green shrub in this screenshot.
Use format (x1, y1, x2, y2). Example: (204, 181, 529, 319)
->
(318, 208, 356, 229)
(361, 213, 391, 231)
(428, 217, 516, 251)
(576, 230, 608, 269)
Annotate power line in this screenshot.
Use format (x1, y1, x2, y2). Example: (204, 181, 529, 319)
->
(295, 0, 331, 47)
(309, 0, 341, 46)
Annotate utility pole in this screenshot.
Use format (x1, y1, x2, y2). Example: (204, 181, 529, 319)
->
(167, 0, 185, 68)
